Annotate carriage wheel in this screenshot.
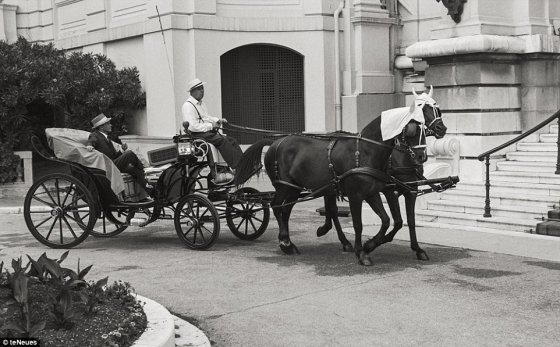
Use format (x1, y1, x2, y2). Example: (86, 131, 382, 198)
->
(24, 173, 97, 248)
(174, 194, 220, 250)
(226, 187, 270, 241)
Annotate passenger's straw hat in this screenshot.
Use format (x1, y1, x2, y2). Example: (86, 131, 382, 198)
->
(91, 113, 112, 128)
(187, 78, 205, 91)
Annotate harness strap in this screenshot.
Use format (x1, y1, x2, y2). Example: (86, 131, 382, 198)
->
(355, 134, 361, 167)
(326, 139, 344, 199)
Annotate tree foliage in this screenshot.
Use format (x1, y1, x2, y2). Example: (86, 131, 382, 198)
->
(0, 37, 146, 151)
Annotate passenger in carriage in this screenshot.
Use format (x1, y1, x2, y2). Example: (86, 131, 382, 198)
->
(181, 78, 244, 184)
(86, 113, 154, 196)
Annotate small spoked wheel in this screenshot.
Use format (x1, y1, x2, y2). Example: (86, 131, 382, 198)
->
(174, 194, 220, 250)
(24, 173, 97, 248)
(226, 187, 270, 240)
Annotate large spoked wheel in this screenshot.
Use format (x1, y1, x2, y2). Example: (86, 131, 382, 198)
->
(226, 187, 270, 240)
(174, 194, 220, 250)
(24, 173, 97, 248)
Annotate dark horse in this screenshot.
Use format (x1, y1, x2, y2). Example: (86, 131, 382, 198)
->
(317, 90, 447, 261)
(234, 90, 445, 266)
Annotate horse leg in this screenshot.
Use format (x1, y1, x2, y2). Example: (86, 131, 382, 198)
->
(316, 196, 333, 237)
(378, 189, 404, 243)
(405, 194, 429, 260)
(349, 197, 372, 266)
(320, 195, 353, 252)
(274, 187, 301, 255)
(363, 193, 392, 254)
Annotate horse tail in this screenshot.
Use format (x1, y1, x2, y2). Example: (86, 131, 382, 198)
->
(234, 138, 275, 185)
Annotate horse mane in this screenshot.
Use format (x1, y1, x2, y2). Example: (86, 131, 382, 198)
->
(360, 116, 384, 142)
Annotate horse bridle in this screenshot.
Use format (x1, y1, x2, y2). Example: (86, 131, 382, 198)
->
(395, 122, 427, 160)
(424, 103, 443, 137)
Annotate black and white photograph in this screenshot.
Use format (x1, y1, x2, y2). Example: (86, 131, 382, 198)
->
(0, 0, 559, 346)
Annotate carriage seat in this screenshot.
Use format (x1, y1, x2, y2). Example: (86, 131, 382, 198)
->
(45, 128, 147, 201)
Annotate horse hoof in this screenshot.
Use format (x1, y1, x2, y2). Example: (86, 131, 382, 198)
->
(416, 251, 430, 261)
(356, 251, 373, 266)
(359, 256, 373, 266)
(279, 241, 300, 255)
(342, 244, 354, 253)
(316, 226, 329, 237)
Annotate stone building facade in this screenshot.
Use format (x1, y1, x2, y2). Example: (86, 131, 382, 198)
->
(1, 0, 560, 181)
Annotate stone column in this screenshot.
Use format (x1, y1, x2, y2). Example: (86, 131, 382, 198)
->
(0, 2, 17, 43)
(341, 0, 400, 132)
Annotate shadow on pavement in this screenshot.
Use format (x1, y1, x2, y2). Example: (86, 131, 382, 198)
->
(255, 241, 472, 277)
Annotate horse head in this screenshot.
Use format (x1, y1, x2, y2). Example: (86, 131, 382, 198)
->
(411, 86, 446, 139)
(393, 120, 428, 167)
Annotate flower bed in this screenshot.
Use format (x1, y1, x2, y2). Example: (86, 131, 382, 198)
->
(0, 252, 147, 347)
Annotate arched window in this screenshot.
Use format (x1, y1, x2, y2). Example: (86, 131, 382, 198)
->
(220, 44, 304, 144)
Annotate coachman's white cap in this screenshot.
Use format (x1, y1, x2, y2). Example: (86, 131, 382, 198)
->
(187, 78, 205, 91)
(91, 113, 112, 128)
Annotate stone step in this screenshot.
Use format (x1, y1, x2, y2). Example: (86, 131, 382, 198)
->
(516, 142, 557, 152)
(506, 151, 558, 162)
(540, 133, 559, 143)
(459, 180, 560, 197)
(439, 188, 558, 208)
(496, 160, 556, 172)
(426, 199, 547, 220)
(490, 170, 560, 184)
(415, 209, 534, 233)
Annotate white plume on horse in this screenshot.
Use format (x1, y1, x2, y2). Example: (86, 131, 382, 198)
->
(380, 86, 437, 141)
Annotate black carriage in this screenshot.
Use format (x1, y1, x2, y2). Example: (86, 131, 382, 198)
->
(23, 128, 270, 250)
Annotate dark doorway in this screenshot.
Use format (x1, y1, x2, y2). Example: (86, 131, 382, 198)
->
(220, 44, 304, 144)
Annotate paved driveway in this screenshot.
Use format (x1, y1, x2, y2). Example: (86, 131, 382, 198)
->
(1, 201, 559, 346)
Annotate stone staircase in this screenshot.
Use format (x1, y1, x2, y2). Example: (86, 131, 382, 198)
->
(416, 124, 560, 233)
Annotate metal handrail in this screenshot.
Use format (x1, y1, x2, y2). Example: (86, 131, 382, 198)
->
(477, 108, 560, 217)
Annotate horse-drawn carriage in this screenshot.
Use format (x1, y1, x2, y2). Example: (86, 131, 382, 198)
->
(23, 127, 270, 250)
(23, 88, 459, 265)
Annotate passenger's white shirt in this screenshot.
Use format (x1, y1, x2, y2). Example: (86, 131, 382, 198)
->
(181, 96, 220, 133)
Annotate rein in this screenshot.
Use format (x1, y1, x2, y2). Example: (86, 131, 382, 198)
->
(225, 122, 407, 153)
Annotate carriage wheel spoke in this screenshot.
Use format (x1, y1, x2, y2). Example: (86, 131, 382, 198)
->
(45, 216, 59, 240)
(31, 195, 56, 208)
(34, 215, 55, 229)
(41, 183, 58, 206)
(60, 183, 74, 208)
(249, 218, 258, 233)
(55, 179, 62, 206)
(235, 216, 247, 231)
(198, 226, 209, 242)
(61, 215, 78, 239)
(58, 215, 64, 244)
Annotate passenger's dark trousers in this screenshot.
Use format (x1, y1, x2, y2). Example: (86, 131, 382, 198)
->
(193, 131, 243, 169)
(113, 150, 148, 187)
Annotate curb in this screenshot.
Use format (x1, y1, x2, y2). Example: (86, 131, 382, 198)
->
(342, 222, 560, 262)
(134, 295, 211, 347)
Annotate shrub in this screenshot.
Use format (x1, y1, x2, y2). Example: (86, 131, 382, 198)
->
(0, 144, 21, 183)
(0, 37, 146, 151)
(0, 253, 147, 346)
